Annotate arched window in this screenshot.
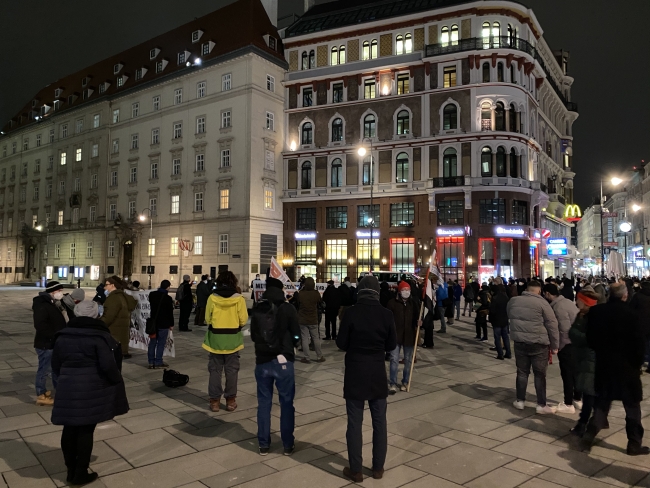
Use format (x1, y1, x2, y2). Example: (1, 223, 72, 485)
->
(482, 22, 491, 48)
(331, 118, 343, 142)
(338, 45, 346, 64)
(495, 102, 505, 131)
(405, 33, 413, 53)
(443, 148, 457, 178)
(301, 161, 312, 189)
(371, 39, 378, 58)
(441, 26, 449, 47)
(507, 24, 517, 45)
(362, 156, 373, 185)
(482, 62, 490, 83)
(481, 102, 492, 131)
(509, 103, 517, 132)
(301, 51, 308, 70)
(363, 114, 376, 138)
(330, 46, 338, 65)
(331, 158, 342, 187)
(396, 152, 409, 182)
(497, 62, 504, 82)
(496, 146, 506, 177)
(492, 22, 500, 47)
(451, 24, 459, 46)
(363, 41, 370, 60)
(443, 104, 457, 130)
(397, 110, 410, 135)
(301, 122, 313, 145)
(396, 35, 404, 55)
(309, 50, 315, 69)
(481, 147, 492, 176)
(510, 148, 518, 177)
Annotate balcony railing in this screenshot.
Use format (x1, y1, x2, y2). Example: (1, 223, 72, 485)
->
(432, 177, 464, 188)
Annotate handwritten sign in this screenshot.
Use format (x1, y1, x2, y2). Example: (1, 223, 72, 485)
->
(126, 290, 175, 357)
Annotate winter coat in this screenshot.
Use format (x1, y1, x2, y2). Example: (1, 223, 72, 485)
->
(445, 286, 455, 318)
(489, 290, 510, 328)
(453, 284, 463, 301)
(336, 295, 397, 401)
(51, 317, 129, 426)
(195, 281, 212, 309)
(100, 289, 137, 332)
(61, 295, 78, 320)
(339, 283, 354, 307)
(93, 284, 106, 305)
(475, 290, 490, 325)
(148, 290, 174, 330)
(33, 292, 68, 350)
(561, 277, 575, 301)
(386, 297, 417, 346)
(587, 299, 645, 402)
(507, 291, 559, 349)
(463, 284, 475, 301)
(251, 287, 301, 364)
(435, 284, 448, 304)
(629, 285, 650, 338)
(322, 284, 342, 312)
(379, 282, 393, 308)
(508, 283, 519, 297)
(177, 282, 193, 304)
(568, 314, 596, 396)
(549, 295, 579, 351)
(470, 281, 480, 300)
(203, 288, 248, 354)
(296, 277, 322, 325)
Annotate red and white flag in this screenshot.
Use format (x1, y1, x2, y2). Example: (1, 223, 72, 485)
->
(269, 257, 296, 291)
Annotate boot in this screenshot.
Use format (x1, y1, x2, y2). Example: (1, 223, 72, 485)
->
(209, 398, 220, 412)
(35, 394, 54, 406)
(226, 396, 237, 412)
(627, 444, 650, 456)
(71, 469, 98, 486)
(372, 468, 384, 480)
(342, 467, 363, 483)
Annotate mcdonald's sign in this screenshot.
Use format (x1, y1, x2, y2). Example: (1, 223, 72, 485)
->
(564, 204, 582, 222)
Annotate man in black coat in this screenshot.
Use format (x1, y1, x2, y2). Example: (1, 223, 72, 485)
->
(177, 275, 193, 332)
(583, 283, 649, 456)
(322, 280, 341, 340)
(489, 284, 511, 360)
(195, 275, 211, 326)
(629, 280, 650, 373)
(32, 280, 68, 406)
(561, 274, 575, 301)
(336, 276, 397, 482)
(148, 280, 175, 369)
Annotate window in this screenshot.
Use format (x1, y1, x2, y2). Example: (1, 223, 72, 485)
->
(496, 146, 506, 176)
(112, 109, 119, 123)
(509, 104, 517, 132)
(301, 161, 312, 189)
(59, 180, 65, 194)
(57, 210, 64, 225)
(131, 103, 139, 118)
(395, 152, 409, 183)
(443, 104, 457, 130)
(437, 200, 463, 225)
(194, 192, 204, 212)
(296, 208, 316, 230)
(194, 235, 203, 255)
(219, 234, 229, 254)
(73, 148, 81, 162)
(390, 202, 414, 227)
(510, 148, 518, 177)
(266, 112, 274, 131)
(148, 238, 156, 257)
(364, 79, 376, 99)
(49, 129, 54, 143)
(112, 139, 119, 153)
(36, 134, 41, 147)
(492, 22, 501, 44)
(396, 35, 404, 55)
(362, 39, 378, 59)
(129, 166, 137, 183)
(149, 198, 157, 216)
(60, 124, 68, 138)
(397, 74, 409, 94)
(109, 203, 117, 220)
(495, 102, 506, 131)
(128, 201, 136, 218)
(8, 218, 13, 232)
(171, 195, 180, 214)
(479, 198, 506, 224)
(174, 89, 182, 105)
(75, 119, 84, 134)
(33, 183, 39, 200)
(89, 206, 96, 222)
(202, 42, 210, 55)
(331, 118, 343, 142)
(60, 152, 67, 165)
(173, 122, 182, 139)
(46, 183, 52, 197)
(512, 200, 528, 224)
(363, 114, 376, 138)
(405, 33, 413, 53)
(221, 149, 231, 167)
(331, 159, 343, 187)
(110, 170, 118, 186)
(153, 96, 160, 111)
(131, 134, 139, 149)
(108, 240, 115, 257)
(156, 61, 164, 73)
(19, 187, 26, 202)
(357, 204, 380, 227)
(397, 110, 410, 135)
(135, 68, 143, 80)
(74, 177, 81, 192)
(197, 81, 206, 98)
(302, 87, 313, 107)
(93, 114, 100, 128)
(330, 45, 345, 65)
(325, 239, 347, 281)
(442, 148, 457, 177)
(264, 188, 274, 210)
(482, 62, 490, 83)
(481, 146, 493, 176)
(301, 123, 313, 145)
(195, 154, 204, 172)
(326, 206, 347, 229)
(497, 62, 504, 82)
(172, 158, 181, 175)
(196, 116, 206, 134)
(481, 102, 492, 131)
(266, 75, 275, 92)
(86, 241, 93, 258)
(219, 189, 230, 209)
(91, 173, 98, 188)
(332, 83, 343, 103)
(221, 111, 231, 128)
(443, 66, 457, 88)
(222, 73, 231, 91)
(21, 162, 27, 176)
(54, 244, 60, 258)
(151, 128, 160, 145)
(362, 156, 373, 185)
(390, 237, 415, 272)
(441, 25, 459, 46)
(170, 237, 179, 256)
(482, 21, 491, 48)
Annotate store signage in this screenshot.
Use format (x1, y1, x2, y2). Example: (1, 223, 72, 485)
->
(547, 237, 568, 256)
(494, 226, 526, 237)
(564, 204, 582, 222)
(604, 241, 618, 247)
(436, 226, 465, 237)
(294, 231, 317, 240)
(355, 229, 380, 239)
(541, 228, 551, 238)
(530, 229, 542, 241)
(603, 212, 618, 218)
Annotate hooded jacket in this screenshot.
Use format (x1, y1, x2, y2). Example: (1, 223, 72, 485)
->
(296, 277, 322, 325)
(507, 291, 559, 349)
(100, 289, 137, 331)
(549, 294, 579, 350)
(33, 292, 67, 350)
(202, 287, 248, 354)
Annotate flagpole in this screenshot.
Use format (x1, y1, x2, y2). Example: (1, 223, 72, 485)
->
(407, 262, 432, 393)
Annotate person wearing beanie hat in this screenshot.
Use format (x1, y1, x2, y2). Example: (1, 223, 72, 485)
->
(61, 288, 86, 320)
(336, 274, 397, 482)
(32, 281, 68, 406)
(148, 281, 175, 369)
(386, 281, 420, 393)
(176, 275, 194, 332)
(322, 279, 342, 340)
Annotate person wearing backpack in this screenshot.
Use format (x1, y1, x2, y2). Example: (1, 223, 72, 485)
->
(251, 277, 301, 456)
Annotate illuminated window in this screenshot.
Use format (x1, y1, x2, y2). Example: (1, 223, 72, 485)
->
(220, 189, 230, 209)
(171, 195, 180, 214)
(404, 33, 412, 53)
(364, 79, 376, 99)
(443, 66, 457, 87)
(450, 25, 459, 45)
(194, 235, 203, 255)
(390, 237, 414, 272)
(481, 102, 492, 131)
(443, 148, 457, 177)
(481, 147, 493, 176)
(396, 35, 404, 55)
(60, 152, 66, 165)
(326, 206, 347, 229)
(397, 73, 409, 94)
(170, 237, 179, 256)
(148, 238, 156, 257)
(358, 205, 380, 227)
(441, 26, 449, 47)
(325, 239, 347, 281)
(264, 188, 274, 210)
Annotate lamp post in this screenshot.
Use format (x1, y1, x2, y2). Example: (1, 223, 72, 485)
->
(599, 176, 622, 277)
(139, 208, 154, 289)
(358, 139, 375, 272)
(35, 221, 49, 282)
(620, 221, 631, 276)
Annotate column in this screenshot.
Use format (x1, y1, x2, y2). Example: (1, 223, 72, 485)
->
(515, 111, 521, 133)
(505, 109, 510, 133)
(505, 153, 511, 177)
(491, 107, 496, 131)
(491, 153, 497, 177)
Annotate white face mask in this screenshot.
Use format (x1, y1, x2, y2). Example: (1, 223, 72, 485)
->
(52, 291, 64, 300)
(400, 290, 411, 299)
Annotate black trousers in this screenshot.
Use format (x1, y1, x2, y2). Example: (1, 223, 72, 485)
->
(345, 398, 387, 474)
(588, 396, 644, 447)
(179, 300, 192, 330)
(324, 311, 338, 338)
(475, 321, 487, 339)
(61, 424, 97, 473)
(557, 345, 582, 405)
(423, 319, 434, 347)
(578, 393, 596, 426)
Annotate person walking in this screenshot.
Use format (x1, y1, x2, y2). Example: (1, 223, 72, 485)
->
(296, 277, 325, 363)
(203, 271, 248, 412)
(489, 283, 511, 359)
(475, 284, 490, 342)
(629, 280, 650, 373)
(386, 281, 420, 393)
(336, 276, 397, 482)
(195, 275, 211, 327)
(322, 280, 341, 340)
(177, 275, 193, 332)
(582, 282, 649, 456)
(507, 280, 560, 414)
(453, 280, 463, 321)
(462, 279, 475, 317)
(32, 281, 68, 406)
(251, 277, 301, 456)
(543, 283, 581, 414)
(100, 276, 136, 359)
(147, 280, 174, 369)
(51, 300, 129, 486)
(435, 281, 449, 333)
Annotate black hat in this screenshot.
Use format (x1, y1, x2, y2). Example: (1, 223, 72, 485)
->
(327, 280, 335, 285)
(266, 277, 284, 289)
(357, 276, 380, 293)
(46, 281, 63, 293)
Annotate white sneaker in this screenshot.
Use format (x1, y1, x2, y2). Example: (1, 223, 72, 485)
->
(573, 400, 583, 410)
(536, 404, 557, 415)
(388, 385, 397, 395)
(512, 400, 525, 410)
(556, 403, 575, 414)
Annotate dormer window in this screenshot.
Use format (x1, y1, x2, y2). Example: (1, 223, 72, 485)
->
(82, 88, 93, 100)
(117, 76, 125, 87)
(202, 41, 215, 56)
(192, 30, 204, 43)
(178, 51, 190, 65)
(54, 88, 63, 98)
(113, 63, 123, 74)
(82, 77, 89, 87)
(135, 67, 147, 81)
(149, 48, 160, 60)
(99, 81, 110, 94)
(67, 94, 77, 105)
(268, 36, 277, 51)
(156, 59, 168, 73)
(53, 100, 61, 111)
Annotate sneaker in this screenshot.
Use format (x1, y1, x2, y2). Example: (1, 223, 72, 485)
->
(536, 404, 557, 415)
(480, 338, 488, 342)
(259, 447, 270, 456)
(400, 384, 408, 392)
(389, 384, 397, 395)
(512, 400, 525, 410)
(556, 402, 575, 414)
(316, 356, 326, 363)
(489, 346, 497, 351)
(300, 358, 311, 364)
(284, 445, 295, 456)
(573, 400, 583, 410)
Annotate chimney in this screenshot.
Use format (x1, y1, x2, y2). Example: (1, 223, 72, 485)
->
(304, 0, 315, 14)
(261, 0, 278, 26)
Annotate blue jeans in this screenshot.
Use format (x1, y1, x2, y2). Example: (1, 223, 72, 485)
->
(454, 300, 461, 319)
(389, 344, 414, 386)
(147, 328, 169, 366)
(492, 327, 511, 358)
(438, 306, 447, 332)
(35, 348, 57, 396)
(255, 358, 295, 449)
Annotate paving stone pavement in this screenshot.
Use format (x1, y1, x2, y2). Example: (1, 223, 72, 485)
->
(0, 287, 649, 487)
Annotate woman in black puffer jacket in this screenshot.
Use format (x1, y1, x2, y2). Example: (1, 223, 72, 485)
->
(51, 300, 129, 486)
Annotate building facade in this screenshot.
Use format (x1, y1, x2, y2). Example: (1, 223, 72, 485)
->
(280, 0, 578, 283)
(0, 0, 286, 287)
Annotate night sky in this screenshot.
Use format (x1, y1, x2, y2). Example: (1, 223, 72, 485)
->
(1, 0, 648, 207)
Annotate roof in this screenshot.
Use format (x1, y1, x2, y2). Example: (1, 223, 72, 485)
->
(2, 0, 284, 135)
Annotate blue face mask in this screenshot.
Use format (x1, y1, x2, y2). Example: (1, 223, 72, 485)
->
(104, 289, 110, 296)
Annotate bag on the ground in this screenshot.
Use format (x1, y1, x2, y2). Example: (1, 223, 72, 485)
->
(251, 299, 283, 352)
(162, 369, 189, 388)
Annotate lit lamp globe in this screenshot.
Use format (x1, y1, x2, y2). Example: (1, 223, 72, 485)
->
(357, 147, 367, 157)
(611, 177, 623, 186)
(619, 221, 632, 233)
(139, 215, 146, 222)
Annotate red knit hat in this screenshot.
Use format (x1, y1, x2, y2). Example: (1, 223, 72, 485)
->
(398, 281, 410, 292)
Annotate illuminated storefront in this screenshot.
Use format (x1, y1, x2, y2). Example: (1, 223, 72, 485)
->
(294, 232, 317, 278)
(325, 239, 347, 281)
(436, 227, 466, 284)
(390, 237, 415, 273)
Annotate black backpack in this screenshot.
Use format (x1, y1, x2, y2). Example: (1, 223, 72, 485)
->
(162, 369, 189, 388)
(252, 299, 284, 352)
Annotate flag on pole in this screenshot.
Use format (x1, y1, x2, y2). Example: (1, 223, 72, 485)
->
(430, 248, 444, 286)
(269, 257, 297, 292)
(422, 251, 435, 320)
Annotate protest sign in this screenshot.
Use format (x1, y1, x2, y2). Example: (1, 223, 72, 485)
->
(252, 280, 333, 302)
(126, 290, 175, 357)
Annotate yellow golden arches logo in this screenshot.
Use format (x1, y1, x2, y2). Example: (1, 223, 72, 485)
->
(564, 204, 582, 221)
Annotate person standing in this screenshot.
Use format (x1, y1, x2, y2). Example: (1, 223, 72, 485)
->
(147, 280, 174, 369)
(32, 281, 68, 406)
(51, 300, 128, 486)
(543, 283, 580, 413)
(452, 280, 463, 321)
(386, 282, 420, 393)
(475, 284, 490, 342)
(251, 278, 301, 456)
(338, 277, 354, 320)
(435, 281, 449, 333)
(462, 279, 475, 317)
(445, 281, 455, 325)
(61, 288, 85, 320)
(629, 280, 650, 373)
(195, 275, 211, 327)
(296, 277, 325, 363)
(561, 274, 575, 301)
(322, 280, 341, 340)
(379, 281, 393, 308)
(507, 280, 559, 414)
(177, 275, 193, 332)
(336, 276, 397, 482)
(100, 276, 136, 359)
(489, 283, 511, 360)
(582, 283, 649, 456)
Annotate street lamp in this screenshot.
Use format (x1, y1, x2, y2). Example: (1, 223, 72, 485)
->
(139, 207, 154, 289)
(358, 139, 375, 272)
(599, 176, 623, 277)
(620, 220, 632, 276)
(35, 221, 49, 281)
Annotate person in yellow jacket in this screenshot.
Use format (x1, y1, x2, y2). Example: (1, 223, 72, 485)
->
(202, 271, 248, 412)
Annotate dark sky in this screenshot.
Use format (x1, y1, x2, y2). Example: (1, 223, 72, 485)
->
(1, 0, 648, 207)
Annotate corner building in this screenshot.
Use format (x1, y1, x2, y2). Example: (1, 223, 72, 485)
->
(281, 0, 578, 283)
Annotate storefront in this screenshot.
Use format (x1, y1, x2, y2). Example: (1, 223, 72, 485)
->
(390, 237, 415, 273)
(436, 226, 466, 284)
(356, 229, 380, 274)
(294, 231, 317, 278)
(477, 225, 530, 282)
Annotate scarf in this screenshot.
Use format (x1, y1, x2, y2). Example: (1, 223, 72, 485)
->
(357, 288, 380, 302)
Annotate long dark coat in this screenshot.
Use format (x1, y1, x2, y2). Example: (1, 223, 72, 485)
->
(32, 292, 67, 350)
(148, 290, 175, 330)
(386, 297, 417, 346)
(489, 290, 510, 328)
(568, 313, 596, 396)
(51, 317, 129, 426)
(336, 296, 397, 401)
